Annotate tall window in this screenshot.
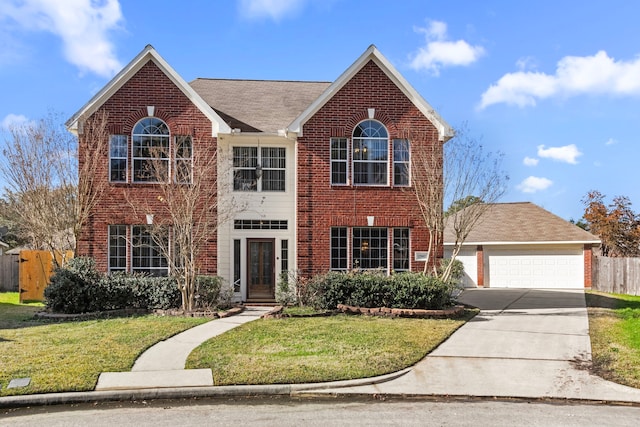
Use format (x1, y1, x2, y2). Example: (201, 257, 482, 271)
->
(132, 118, 169, 183)
(352, 120, 388, 185)
(131, 225, 168, 276)
(174, 135, 192, 184)
(261, 147, 286, 191)
(353, 227, 388, 269)
(330, 227, 348, 270)
(330, 137, 348, 185)
(393, 228, 410, 271)
(108, 225, 127, 272)
(393, 139, 410, 186)
(233, 146, 286, 192)
(233, 239, 241, 293)
(109, 135, 127, 182)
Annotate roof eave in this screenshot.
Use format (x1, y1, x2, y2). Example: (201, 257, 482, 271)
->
(444, 240, 602, 246)
(288, 45, 453, 141)
(66, 45, 230, 137)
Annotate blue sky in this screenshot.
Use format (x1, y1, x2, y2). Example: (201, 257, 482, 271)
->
(1, 0, 639, 222)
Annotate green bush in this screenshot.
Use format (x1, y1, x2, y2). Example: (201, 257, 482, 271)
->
(307, 270, 456, 311)
(193, 275, 230, 310)
(45, 257, 181, 313)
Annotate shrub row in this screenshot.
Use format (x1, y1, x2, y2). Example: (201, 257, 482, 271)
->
(44, 257, 227, 314)
(305, 271, 458, 311)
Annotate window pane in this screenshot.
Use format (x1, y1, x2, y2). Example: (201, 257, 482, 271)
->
(330, 227, 348, 270)
(353, 121, 388, 186)
(108, 225, 127, 272)
(132, 118, 169, 183)
(353, 227, 387, 270)
(131, 225, 168, 276)
(393, 228, 410, 271)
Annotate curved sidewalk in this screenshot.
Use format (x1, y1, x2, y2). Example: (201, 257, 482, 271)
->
(96, 306, 272, 390)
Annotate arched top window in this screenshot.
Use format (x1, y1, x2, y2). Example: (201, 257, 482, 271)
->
(352, 120, 389, 185)
(132, 117, 169, 182)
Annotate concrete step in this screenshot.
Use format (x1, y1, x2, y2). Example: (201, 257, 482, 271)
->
(96, 369, 213, 391)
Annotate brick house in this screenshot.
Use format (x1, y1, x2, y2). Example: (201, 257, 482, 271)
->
(66, 44, 453, 302)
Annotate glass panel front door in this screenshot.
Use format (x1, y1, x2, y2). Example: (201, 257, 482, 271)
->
(247, 239, 275, 300)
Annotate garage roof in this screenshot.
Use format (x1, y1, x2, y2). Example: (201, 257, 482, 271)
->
(444, 202, 600, 245)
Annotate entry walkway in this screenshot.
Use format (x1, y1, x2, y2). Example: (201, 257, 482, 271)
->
(316, 289, 640, 402)
(96, 306, 272, 390)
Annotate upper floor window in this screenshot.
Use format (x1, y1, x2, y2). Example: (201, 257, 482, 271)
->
(393, 139, 410, 186)
(330, 137, 348, 185)
(132, 118, 169, 183)
(109, 135, 127, 182)
(174, 135, 192, 184)
(233, 146, 286, 192)
(353, 120, 388, 186)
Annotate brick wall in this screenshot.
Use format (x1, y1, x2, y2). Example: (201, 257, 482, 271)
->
(78, 60, 218, 274)
(297, 60, 443, 276)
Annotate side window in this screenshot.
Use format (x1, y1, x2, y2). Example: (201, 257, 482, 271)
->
(233, 147, 258, 191)
(132, 117, 170, 183)
(330, 227, 348, 270)
(261, 147, 286, 191)
(393, 139, 410, 186)
(109, 135, 127, 182)
(352, 120, 388, 186)
(393, 228, 410, 271)
(330, 137, 348, 185)
(108, 225, 127, 273)
(175, 135, 192, 184)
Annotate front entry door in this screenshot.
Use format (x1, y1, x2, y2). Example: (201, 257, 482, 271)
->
(247, 239, 275, 300)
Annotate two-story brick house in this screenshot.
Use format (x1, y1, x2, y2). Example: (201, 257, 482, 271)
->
(66, 44, 453, 303)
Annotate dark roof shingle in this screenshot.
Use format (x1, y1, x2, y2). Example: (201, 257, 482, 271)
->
(444, 202, 600, 244)
(189, 79, 331, 133)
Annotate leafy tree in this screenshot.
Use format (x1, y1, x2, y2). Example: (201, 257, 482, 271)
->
(0, 111, 109, 260)
(445, 196, 484, 217)
(582, 190, 640, 257)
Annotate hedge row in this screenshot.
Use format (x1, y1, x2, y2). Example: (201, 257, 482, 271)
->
(306, 271, 458, 311)
(44, 257, 228, 314)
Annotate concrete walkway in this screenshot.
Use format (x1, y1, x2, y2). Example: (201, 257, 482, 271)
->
(96, 306, 272, 390)
(314, 288, 640, 402)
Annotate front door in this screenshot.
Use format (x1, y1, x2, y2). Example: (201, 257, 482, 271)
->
(247, 238, 275, 300)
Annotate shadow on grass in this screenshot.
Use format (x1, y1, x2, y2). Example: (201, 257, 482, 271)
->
(586, 292, 640, 310)
(0, 302, 44, 330)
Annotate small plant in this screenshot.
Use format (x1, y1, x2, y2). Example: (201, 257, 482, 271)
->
(193, 275, 231, 310)
(276, 271, 297, 306)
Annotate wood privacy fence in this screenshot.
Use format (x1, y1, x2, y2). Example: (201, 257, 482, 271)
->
(0, 250, 73, 301)
(0, 254, 19, 292)
(592, 256, 640, 296)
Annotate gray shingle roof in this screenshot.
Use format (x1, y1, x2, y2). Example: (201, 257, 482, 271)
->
(444, 202, 600, 244)
(189, 78, 331, 134)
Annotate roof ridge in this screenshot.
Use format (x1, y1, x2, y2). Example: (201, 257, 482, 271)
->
(190, 77, 332, 84)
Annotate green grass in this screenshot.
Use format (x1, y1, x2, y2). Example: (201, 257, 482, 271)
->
(586, 291, 640, 388)
(186, 312, 474, 385)
(0, 292, 208, 396)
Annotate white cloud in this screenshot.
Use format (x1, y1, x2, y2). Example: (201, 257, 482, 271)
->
(517, 176, 553, 193)
(0, 0, 123, 77)
(1, 113, 29, 130)
(523, 157, 539, 166)
(479, 51, 640, 109)
(409, 20, 485, 75)
(537, 144, 582, 164)
(605, 138, 617, 146)
(238, 0, 306, 21)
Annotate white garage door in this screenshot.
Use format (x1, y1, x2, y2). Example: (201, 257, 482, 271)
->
(445, 246, 478, 288)
(486, 245, 584, 289)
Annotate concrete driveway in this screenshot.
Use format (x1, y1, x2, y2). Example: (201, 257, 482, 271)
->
(322, 288, 640, 402)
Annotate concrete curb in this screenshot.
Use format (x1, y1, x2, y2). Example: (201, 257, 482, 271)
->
(0, 368, 412, 409)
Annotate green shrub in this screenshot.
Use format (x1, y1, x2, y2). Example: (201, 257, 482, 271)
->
(45, 257, 181, 313)
(193, 275, 230, 310)
(307, 270, 456, 311)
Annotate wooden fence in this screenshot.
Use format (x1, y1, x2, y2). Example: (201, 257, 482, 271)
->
(0, 254, 19, 292)
(592, 256, 640, 296)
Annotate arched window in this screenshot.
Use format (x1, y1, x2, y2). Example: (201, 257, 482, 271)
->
(352, 120, 388, 185)
(132, 117, 169, 182)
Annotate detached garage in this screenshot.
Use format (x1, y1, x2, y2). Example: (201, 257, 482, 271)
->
(445, 202, 600, 289)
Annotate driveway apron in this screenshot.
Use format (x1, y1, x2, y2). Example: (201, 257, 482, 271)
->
(323, 288, 640, 402)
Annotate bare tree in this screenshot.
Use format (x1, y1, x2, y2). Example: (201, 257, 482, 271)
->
(0, 111, 108, 262)
(127, 138, 239, 312)
(408, 124, 508, 282)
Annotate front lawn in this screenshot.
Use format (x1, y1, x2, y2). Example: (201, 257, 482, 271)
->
(0, 292, 208, 397)
(186, 312, 474, 385)
(586, 291, 640, 388)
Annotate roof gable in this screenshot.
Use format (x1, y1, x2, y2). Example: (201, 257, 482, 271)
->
(444, 202, 600, 245)
(288, 45, 454, 141)
(66, 45, 230, 136)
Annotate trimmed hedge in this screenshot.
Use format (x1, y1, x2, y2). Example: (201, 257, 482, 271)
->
(306, 271, 457, 311)
(45, 257, 181, 314)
